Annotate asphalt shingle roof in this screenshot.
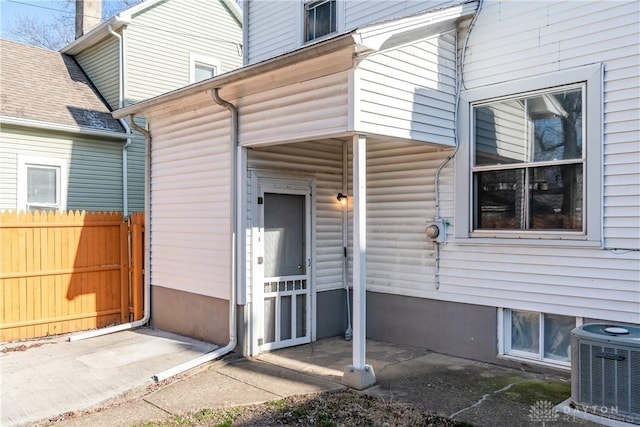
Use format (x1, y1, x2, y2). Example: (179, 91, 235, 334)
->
(0, 39, 124, 133)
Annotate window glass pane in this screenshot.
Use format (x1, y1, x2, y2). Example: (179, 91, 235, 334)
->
(511, 310, 539, 354)
(474, 101, 527, 166)
(305, 0, 336, 41)
(475, 169, 525, 229)
(264, 297, 276, 344)
(530, 89, 582, 161)
(543, 314, 574, 362)
(194, 63, 216, 82)
(27, 167, 57, 204)
(475, 88, 582, 166)
(530, 165, 583, 230)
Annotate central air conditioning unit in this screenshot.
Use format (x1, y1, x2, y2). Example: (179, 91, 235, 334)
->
(571, 323, 640, 424)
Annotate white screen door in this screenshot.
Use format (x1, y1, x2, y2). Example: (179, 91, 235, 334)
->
(256, 184, 312, 352)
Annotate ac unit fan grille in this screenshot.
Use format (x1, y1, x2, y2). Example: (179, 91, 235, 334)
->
(577, 340, 640, 420)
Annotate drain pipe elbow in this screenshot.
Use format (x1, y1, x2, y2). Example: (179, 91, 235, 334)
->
(69, 115, 151, 342)
(152, 89, 239, 382)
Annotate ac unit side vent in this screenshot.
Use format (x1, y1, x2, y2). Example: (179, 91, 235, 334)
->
(572, 324, 640, 425)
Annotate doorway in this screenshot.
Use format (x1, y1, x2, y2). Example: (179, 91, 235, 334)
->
(253, 178, 312, 353)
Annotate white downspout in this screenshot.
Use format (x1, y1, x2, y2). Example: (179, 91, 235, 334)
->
(69, 115, 151, 342)
(152, 88, 239, 382)
(106, 23, 130, 216)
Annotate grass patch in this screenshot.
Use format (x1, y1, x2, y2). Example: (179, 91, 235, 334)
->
(503, 379, 571, 405)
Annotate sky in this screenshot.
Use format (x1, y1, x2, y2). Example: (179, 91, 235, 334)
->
(0, 0, 73, 39)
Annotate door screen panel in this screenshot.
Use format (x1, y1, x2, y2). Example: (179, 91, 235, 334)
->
(261, 192, 310, 350)
(264, 193, 305, 277)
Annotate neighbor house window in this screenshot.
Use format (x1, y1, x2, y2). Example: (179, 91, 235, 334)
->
(454, 64, 602, 242)
(504, 309, 577, 366)
(17, 156, 67, 212)
(189, 53, 221, 84)
(473, 86, 584, 232)
(304, 0, 337, 42)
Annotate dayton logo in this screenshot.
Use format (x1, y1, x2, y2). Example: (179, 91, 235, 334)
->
(529, 400, 559, 426)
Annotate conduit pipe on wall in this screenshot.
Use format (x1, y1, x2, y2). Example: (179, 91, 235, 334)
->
(68, 115, 152, 342)
(433, 0, 483, 290)
(151, 88, 239, 382)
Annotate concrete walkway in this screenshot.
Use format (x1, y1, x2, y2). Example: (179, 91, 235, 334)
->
(1, 330, 613, 427)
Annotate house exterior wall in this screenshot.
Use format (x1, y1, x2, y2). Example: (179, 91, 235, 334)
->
(437, 0, 639, 323)
(238, 72, 350, 146)
(244, 0, 462, 65)
(132, 0, 638, 361)
(125, 0, 243, 105)
(0, 125, 124, 211)
(74, 36, 120, 110)
(72, 0, 242, 215)
(356, 32, 457, 146)
(146, 101, 232, 301)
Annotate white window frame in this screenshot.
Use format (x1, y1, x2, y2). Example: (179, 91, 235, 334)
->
(17, 155, 67, 212)
(455, 64, 603, 246)
(298, 0, 344, 45)
(189, 53, 221, 84)
(498, 308, 582, 370)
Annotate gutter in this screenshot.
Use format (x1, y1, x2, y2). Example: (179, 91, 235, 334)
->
(0, 116, 126, 139)
(68, 115, 151, 342)
(152, 88, 239, 382)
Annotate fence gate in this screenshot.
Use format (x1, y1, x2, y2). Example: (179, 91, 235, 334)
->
(0, 210, 144, 342)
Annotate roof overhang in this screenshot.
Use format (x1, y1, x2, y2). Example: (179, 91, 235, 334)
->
(113, 0, 478, 120)
(0, 116, 128, 140)
(356, 1, 478, 51)
(113, 32, 359, 119)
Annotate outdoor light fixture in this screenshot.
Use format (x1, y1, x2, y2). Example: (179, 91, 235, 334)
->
(336, 193, 348, 205)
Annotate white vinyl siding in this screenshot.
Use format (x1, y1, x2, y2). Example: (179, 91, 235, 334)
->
(248, 140, 344, 293)
(125, 127, 145, 213)
(245, 0, 299, 64)
(436, 0, 639, 323)
(126, 0, 242, 104)
(238, 72, 350, 146)
(0, 126, 124, 211)
(245, 0, 465, 65)
(362, 139, 450, 294)
(74, 36, 120, 110)
(148, 104, 232, 299)
(356, 32, 457, 145)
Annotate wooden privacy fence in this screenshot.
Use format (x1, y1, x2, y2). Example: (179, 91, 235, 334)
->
(0, 210, 144, 342)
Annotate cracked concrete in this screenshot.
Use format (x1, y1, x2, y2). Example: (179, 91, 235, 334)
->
(4, 334, 606, 427)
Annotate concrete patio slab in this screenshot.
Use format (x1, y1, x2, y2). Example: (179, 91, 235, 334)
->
(0, 328, 217, 426)
(3, 332, 613, 427)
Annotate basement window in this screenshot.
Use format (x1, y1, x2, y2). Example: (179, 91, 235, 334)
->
(503, 309, 577, 367)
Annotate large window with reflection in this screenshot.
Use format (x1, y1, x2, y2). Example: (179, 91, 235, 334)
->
(472, 86, 584, 232)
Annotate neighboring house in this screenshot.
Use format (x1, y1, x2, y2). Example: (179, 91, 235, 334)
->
(113, 0, 640, 382)
(0, 0, 243, 214)
(0, 39, 127, 212)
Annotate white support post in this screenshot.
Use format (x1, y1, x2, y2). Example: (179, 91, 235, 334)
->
(341, 134, 376, 390)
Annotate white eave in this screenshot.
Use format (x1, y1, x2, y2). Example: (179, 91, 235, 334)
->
(356, 0, 478, 51)
(61, 0, 242, 55)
